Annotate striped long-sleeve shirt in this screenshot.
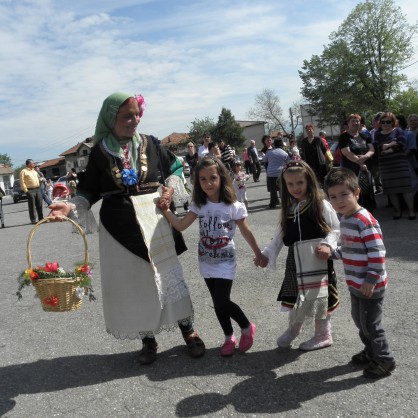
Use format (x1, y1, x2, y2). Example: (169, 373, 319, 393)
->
(332, 208, 388, 298)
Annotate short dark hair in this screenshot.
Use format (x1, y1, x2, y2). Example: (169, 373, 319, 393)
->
(25, 159, 33, 166)
(274, 138, 284, 148)
(324, 167, 359, 195)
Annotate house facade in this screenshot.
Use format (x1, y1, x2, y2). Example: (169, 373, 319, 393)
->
(0, 164, 14, 195)
(60, 137, 94, 173)
(300, 104, 341, 140)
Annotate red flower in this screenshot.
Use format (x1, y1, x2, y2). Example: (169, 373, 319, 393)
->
(27, 269, 39, 280)
(43, 296, 59, 307)
(77, 264, 90, 274)
(44, 262, 59, 273)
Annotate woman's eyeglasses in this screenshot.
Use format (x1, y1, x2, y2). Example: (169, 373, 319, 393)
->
(380, 120, 392, 125)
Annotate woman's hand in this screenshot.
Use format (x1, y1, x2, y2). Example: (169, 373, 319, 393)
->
(48, 201, 72, 221)
(254, 253, 268, 268)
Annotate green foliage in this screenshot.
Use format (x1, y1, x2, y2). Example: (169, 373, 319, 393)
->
(214, 107, 245, 149)
(390, 82, 418, 116)
(188, 117, 216, 145)
(13, 164, 26, 178)
(299, 0, 418, 127)
(0, 153, 12, 166)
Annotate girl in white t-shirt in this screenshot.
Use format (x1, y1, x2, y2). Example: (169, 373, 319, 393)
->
(159, 156, 264, 357)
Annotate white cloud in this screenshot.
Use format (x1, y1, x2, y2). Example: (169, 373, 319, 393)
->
(0, 0, 417, 166)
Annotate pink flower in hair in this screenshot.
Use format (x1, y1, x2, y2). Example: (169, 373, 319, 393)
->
(134, 94, 146, 118)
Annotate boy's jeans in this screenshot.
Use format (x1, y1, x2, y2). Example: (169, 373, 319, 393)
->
(350, 293, 394, 363)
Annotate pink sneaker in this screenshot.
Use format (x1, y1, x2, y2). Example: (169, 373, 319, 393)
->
(220, 335, 236, 356)
(239, 322, 256, 353)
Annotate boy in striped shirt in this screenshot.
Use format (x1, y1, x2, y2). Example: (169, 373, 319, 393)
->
(323, 168, 395, 379)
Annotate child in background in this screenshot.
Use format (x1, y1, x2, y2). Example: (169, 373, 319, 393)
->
(159, 156, 263, 356)
(255, 160, 340, 350)
(232, 161, 250, 208)
(324, 168, 395, 378)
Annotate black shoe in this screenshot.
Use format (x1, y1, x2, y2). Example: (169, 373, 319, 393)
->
(363, 360, 396, 379)
(351, 350, 372, 365)
(1, 224, 4, 228)
(185, 332, 206, 358)
(138, 341, 158, 365)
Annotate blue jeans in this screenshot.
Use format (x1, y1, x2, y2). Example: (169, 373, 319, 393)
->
(350, 293, 394, 362)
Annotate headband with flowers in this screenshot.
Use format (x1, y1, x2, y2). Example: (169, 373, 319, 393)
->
(134, 94, 146, 118)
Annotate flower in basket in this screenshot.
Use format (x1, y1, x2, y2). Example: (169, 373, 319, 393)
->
(16, 261, 95, 302)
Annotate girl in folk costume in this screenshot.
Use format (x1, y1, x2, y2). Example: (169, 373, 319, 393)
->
(232, 161, 250, 208)
(159, 156, 263, 357)
(255, 160, 340, 351)
(49, 92, 205, 365)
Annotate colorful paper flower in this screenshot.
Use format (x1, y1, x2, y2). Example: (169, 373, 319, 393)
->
(134, 94, 146, 118)
(43, 262, 59, 273)
(121, 169, 138, 186)
(75, 287, 85, 299)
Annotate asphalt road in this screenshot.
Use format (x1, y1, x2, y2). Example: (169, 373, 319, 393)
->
(0, 171, 417, 417)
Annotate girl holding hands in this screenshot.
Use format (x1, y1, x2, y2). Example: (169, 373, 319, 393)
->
(159, 156, 263, 356)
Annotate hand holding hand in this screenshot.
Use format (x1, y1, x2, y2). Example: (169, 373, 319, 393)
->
(254, 253, 268, 268)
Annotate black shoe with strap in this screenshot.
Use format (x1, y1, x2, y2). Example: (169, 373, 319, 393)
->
(184, 332, 206, 358)
(138, 340, 158, 365)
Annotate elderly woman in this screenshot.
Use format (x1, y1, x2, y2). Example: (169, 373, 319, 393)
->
(49, 92, 206, 364)
(338, 113, 376, 212)
(374, 112, 417, 220)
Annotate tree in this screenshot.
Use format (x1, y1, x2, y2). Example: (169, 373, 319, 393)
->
(0, 153, 12, 166)
(247, 89, 286, 133)
(390, 81, 418, 116)
(299, 0, 418, 127)
(13, 164, 26, 178)
(214, 107, 245, 149)
(188, 117, 216, 145)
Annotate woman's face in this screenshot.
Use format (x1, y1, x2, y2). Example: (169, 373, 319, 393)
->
(380, 117, 394, 133)
(348, 117, 361, 133)
(113, 100, 140, 138)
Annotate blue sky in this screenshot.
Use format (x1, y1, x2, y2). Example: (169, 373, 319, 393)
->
(1, 0, 417, 167)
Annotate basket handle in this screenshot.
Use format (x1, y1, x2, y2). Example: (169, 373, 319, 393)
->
(27, 216, 89, 270)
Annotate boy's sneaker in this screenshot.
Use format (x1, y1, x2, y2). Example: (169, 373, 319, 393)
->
(351, 350, 372, 365)
(363, 360, 396, 379)
(220, 335, 236, 357)
(238, 322, 256, 352)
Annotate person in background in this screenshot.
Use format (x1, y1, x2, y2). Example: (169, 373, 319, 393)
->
(184, 142, 198, 184)
(374, 112, 416, 220)
(217, 138, 235, 173)
(370, 112, 384, 194)
(0, 185, 5, 228)
(288, 139, 301, 160)
(319, 131, 333, 171)
(242, 148, 251, 174)
(301, 124, 328, 186)
(46, 179, 54, 202)
(247, 140, 261, 182)
(232, 161, 250, 208)
(262, 138, 290, 209)
(208, 142, 222, 159)
(19, 159, 43, 224)
(198, 132, 211, 160)
(35, 165, 52, 206)
(406, 114, 418, 177)
(338, 113, 376, 213)
(49, 92, 206, 365)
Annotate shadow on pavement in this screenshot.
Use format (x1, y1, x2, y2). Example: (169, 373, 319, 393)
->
(1, 346, 368, 416)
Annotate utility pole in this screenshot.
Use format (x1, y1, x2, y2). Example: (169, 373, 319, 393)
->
(289, 107, 295, 140)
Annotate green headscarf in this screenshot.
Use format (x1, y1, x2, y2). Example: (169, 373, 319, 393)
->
(94, 92, 140, 158)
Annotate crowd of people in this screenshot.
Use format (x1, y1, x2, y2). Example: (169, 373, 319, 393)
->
(14, 96, 414, 382)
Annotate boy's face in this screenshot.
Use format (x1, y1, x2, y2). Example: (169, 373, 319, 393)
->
(327, 184, 361, 217)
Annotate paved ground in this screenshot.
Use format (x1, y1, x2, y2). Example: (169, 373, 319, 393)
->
(0, 171, 417, 417)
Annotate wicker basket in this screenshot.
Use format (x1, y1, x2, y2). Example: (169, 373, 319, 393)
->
(27, 216, 89, 312)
